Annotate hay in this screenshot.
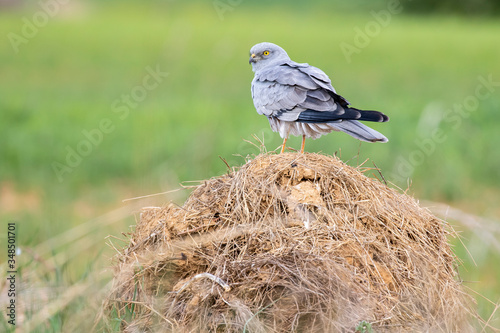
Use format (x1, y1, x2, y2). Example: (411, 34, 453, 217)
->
(105, 152, 475, 332)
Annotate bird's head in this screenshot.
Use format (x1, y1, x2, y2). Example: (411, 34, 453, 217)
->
(249, 42, 289, 72)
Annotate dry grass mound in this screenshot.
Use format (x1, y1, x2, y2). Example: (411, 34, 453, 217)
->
(105, 152, 474, 332)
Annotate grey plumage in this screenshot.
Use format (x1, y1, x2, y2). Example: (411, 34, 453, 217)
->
(249, 42, 389, 150)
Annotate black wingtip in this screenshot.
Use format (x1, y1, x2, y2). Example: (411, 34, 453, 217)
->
(351, 109, 389, 123)
(295, 108, 389, 124)
(296, 108, 362, 123)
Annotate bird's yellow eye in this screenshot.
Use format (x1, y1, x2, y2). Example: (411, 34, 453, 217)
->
(263, 50, 270, 56)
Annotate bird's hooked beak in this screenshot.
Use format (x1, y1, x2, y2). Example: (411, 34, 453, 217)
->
(249, 53, 257, 64)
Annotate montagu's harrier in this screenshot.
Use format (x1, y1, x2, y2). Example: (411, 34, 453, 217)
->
(249, 42, 389, 153)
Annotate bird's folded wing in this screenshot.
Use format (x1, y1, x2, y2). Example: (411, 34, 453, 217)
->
(252, 80, 306, 119)
(252, 63, 349, 121)
(288, 61, 350, 107)
(256, 62, 318, 90)
(297, 109, 361, 123)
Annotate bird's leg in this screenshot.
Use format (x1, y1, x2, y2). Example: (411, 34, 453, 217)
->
(300, 135, 306, 153)
(280, 137, 288, 153)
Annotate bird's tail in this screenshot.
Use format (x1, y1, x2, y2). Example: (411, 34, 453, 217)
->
(331, 120, 388, 143)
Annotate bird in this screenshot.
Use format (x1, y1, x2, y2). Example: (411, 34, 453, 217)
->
(249, 42, 389, 153)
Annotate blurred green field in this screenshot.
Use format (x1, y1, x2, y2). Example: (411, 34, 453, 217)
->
(1, 1, 499, 331)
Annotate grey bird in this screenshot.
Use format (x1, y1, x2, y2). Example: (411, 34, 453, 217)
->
(249, 42, 389, 153)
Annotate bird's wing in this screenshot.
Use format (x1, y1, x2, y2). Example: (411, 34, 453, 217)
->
(252, 61, 351, 122)
(290, 61, 350, 107)
(251, 78, 307, 120)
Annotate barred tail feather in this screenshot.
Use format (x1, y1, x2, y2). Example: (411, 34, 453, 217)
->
(331, 120, 388, 143)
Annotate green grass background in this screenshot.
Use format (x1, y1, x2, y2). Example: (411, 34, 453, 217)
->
(1, 1, 499, 331)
